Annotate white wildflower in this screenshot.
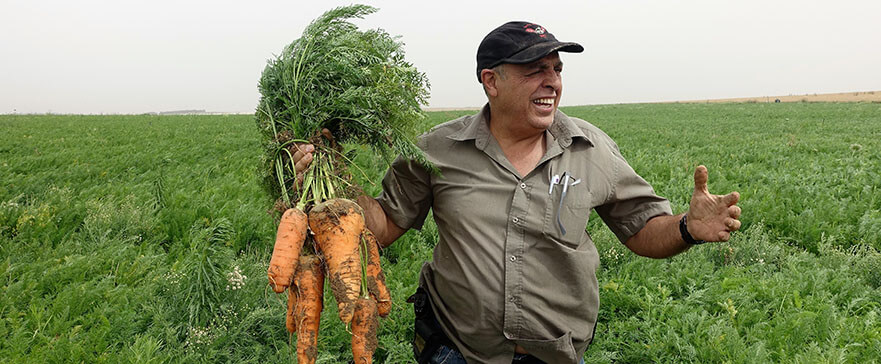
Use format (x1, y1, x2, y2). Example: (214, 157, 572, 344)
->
(164, 269, 183, 286)
(226, 265, 247, 291)
(185, 326, 213, 347)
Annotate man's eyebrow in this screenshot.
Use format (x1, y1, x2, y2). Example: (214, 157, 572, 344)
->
(527, 61, 564, 71)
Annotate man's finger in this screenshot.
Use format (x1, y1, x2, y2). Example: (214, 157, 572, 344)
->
(291, 143, 314, 172)
(294, 152, 313, 174)
(722, 191, 740, 206)
(728, 205, 741, 219)
(693, 165, 709, 194)
(291, 143, 314, 162)
(321, 128, 334, 142)
(726, 218, 741, 231)
(717, 230, 731, 242)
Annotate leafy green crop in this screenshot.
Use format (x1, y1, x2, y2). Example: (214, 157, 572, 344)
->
(2, 102, 880, 362)
(255, 4, 432, 210)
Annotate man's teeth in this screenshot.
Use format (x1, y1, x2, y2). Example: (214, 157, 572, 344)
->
(533, 98, 554, 105)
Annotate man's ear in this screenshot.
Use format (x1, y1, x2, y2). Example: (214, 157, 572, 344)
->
(481, 69, 499, 97)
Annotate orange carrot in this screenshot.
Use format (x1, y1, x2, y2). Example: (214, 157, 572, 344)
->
(362, 230, 391, 317)
(309, 198, 365, 324)
(350, 298, 378, 364)
(268, 208, 308, 293)
(295, 253, 325, 364)
(285, 281, 298, 333)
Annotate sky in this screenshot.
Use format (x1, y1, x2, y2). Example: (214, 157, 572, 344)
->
(1, 0, 879, 114)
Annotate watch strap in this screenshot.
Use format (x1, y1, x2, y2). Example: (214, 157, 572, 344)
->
(680, 214, 707, 245)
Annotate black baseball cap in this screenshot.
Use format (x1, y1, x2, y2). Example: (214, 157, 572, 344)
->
(476, 21, 583, 83)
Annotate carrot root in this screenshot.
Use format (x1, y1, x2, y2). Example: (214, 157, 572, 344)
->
(363, 230, 391, 317)
(295, 253, 325, 364)
(285, 282, 298, 333)
(309, 198, 365, 324)
(351, 298, 378, 364)
(268, 208, 308, 293)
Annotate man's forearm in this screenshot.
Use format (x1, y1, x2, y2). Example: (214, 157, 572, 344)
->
(623, 213, 690, 258)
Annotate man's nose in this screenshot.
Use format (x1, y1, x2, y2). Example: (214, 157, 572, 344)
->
(541, 70, 561, 90)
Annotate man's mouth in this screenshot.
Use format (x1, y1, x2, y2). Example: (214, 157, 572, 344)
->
(533, 98, 555, 107)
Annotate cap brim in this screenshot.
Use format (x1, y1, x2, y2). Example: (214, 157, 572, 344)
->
(497, 42, 584, 66)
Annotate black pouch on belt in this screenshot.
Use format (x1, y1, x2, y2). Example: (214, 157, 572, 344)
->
(408, 287, 454, 364)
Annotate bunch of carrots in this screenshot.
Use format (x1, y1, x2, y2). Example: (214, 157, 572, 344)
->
(255, 5, 433, 363)
(268, 197, 390, 364)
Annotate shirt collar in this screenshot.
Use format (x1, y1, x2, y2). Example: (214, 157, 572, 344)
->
(548, 108, 593, 148)
(446, 104, 493, 150)
(447, 103, 593, 149)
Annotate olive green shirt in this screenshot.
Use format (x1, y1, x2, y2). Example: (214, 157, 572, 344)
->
(377, 105, 671, 364)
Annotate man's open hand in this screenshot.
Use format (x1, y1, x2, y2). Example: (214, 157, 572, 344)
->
(687, 165, 742, 242)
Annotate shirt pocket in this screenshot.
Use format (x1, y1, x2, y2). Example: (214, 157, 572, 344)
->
(541, 184, 591, 249)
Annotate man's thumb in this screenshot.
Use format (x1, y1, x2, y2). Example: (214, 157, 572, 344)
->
(693, 165, 709, 193)
(722, 191, 740, 206)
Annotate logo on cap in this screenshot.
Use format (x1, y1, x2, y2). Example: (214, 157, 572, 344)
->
(523, 23, 547, 38)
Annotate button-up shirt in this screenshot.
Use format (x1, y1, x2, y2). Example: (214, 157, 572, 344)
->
(376, 105, 672, 363)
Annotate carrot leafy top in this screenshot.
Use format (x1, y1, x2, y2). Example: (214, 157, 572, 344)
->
(256, 4, 435, 209)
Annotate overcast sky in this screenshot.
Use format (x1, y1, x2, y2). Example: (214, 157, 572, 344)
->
(2, 0, 879, 114)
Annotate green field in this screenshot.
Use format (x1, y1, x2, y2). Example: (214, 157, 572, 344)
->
(2, 102, 880, 363)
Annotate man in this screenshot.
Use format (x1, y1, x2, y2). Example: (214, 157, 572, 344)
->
(293, 21, 741, 364)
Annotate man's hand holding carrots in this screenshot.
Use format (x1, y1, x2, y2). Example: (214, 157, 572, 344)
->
(291, 141, 402, 247)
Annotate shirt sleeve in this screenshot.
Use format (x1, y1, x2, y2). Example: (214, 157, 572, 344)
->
(375, 155, 433, 231)
(594, 142, 672, 243)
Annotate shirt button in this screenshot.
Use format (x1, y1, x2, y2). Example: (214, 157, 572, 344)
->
(519, 182, 527, 189)
(512, 217, 519, 223)
(510, 256, 516, 262)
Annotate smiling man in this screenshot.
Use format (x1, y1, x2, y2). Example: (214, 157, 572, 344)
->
(293, 21, 742, 364)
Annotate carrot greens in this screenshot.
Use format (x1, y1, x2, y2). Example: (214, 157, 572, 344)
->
(256, 4, 434, 210)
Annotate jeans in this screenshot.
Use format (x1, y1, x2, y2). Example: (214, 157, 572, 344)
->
(428, 344, 586, 364)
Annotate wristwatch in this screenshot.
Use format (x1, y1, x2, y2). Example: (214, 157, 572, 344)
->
(679, 214, 707, 245)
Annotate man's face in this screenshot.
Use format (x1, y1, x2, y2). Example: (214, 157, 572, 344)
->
(491, 52, 563, 132)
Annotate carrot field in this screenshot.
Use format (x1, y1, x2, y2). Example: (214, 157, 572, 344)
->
(1, 102, 880, 363)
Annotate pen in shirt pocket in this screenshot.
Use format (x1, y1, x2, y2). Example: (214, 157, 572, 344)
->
(554, 171, 581, 235)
